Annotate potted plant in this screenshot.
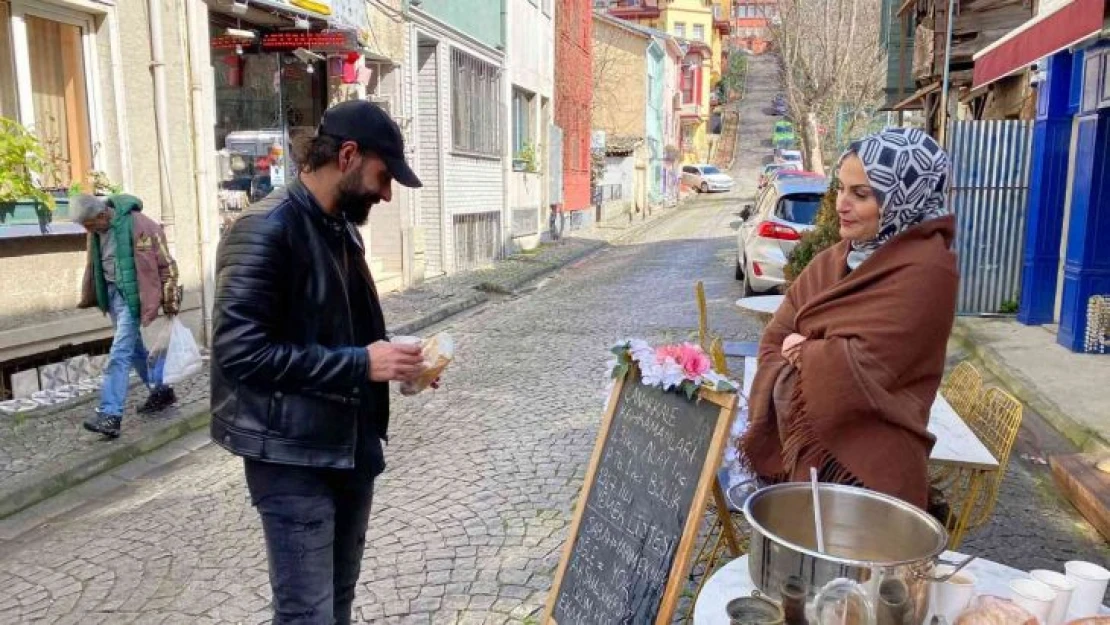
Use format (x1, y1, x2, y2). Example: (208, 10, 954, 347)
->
(514, 141, 539, 173)
(0, 117, 55, 228)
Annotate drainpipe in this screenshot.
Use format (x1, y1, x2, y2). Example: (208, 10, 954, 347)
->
(184, 0, 218, 342)
(938, 0, 957, 146)
(147, 0, 175, 247)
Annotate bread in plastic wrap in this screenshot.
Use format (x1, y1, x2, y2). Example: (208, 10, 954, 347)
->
(400, 333, 454, 396)
(954, 595, 1037, 625)
(1066, 618, 1110, 625)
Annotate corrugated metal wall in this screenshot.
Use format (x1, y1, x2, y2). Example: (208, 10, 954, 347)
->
(947, 120, 1033, 314)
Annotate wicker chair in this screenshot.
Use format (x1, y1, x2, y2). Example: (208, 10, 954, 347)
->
(931, 362, 984, 488)
(941, 387, 1023, 547)
(941, 361, 983, 420)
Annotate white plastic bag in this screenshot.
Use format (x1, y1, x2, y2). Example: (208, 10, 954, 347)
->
(148, 317, 203, 385)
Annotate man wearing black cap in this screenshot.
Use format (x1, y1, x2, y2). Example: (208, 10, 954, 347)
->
(210, 101, 424, 624)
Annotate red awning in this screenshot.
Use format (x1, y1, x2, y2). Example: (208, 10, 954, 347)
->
(972, 0, 1107, 90)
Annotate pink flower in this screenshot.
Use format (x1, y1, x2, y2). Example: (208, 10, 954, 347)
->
(676, 343, 711, 378)
(655, 344, 683, 364)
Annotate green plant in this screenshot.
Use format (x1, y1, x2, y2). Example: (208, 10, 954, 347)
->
(517, 141, 539, 173)
(785, 177, 841, 281)
(0, 117, 54, 212)
(86, 170, 123, 195)
(999, 299, 1019, 314)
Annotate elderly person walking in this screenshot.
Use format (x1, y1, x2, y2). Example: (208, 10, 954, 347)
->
(73, 194, 181, 439)
(741, 128, 958, 509)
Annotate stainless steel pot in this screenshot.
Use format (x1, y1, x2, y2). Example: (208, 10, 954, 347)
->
(742, 483, 974, 625)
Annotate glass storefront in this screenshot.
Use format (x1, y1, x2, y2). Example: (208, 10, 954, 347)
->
(209, 14, 352, 230)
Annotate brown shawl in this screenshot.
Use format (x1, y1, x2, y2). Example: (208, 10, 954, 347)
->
(740, 215, 958, 508)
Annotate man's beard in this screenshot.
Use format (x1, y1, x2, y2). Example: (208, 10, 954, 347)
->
(335, 172, 380, 226)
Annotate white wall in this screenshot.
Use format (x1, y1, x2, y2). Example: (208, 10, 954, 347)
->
(506, 0, 554, 250)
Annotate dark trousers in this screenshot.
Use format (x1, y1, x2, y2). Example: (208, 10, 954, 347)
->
(245, 460, 376, 625)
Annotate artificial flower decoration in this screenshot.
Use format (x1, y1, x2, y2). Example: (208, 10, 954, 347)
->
(608, 339, 737, 399)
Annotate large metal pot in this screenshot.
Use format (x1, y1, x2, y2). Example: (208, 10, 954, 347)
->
(743, 483, 973, 625)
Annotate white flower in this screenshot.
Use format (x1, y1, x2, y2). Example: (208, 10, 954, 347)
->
(658, 358, 686, 390)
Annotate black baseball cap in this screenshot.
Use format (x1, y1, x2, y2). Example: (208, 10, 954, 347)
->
(317, 100, 423, 188)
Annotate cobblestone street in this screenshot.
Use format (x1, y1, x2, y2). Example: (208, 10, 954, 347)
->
(0, 54, 1105, 625)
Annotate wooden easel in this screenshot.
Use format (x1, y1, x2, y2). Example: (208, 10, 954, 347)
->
(543, 372, 742, 625)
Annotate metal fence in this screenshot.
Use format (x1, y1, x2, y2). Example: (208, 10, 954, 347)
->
(947, 120, 1033, 315)
(453, 211, 503, 272)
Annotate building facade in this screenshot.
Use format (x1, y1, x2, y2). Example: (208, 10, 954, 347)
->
(555, 0, 593, 214)
(0, 0, 213, 393)
(506, 0, 555, 249)
(731, 0, 774, 54)
(407, 1, 508, 276)
(598, 0, 716, 163)
(974, 0, 1110, 353)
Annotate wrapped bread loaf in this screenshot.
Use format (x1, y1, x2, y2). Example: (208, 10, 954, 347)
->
(1066, 618, 1110, 625)
(955, 596, 1037, 625)
(400, 333, 454, 396)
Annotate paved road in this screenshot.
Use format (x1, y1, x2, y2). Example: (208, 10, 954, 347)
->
(1, 53, 1106, 624)
(0, 185, 760, 625)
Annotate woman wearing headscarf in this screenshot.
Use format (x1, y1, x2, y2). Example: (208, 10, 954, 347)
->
(740, 128, 958, 509)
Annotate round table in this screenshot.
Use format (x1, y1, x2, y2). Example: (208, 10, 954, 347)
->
(693, 553, 1108, 624)
(735, 295, 785, 323)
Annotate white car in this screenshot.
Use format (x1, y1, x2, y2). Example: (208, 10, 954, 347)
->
(682, 164, 735, 193)
(776, 149, 803, 165)
(736, 175, 828, 295)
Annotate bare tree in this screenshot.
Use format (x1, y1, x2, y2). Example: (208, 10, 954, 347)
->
(767, 0, 885, 174)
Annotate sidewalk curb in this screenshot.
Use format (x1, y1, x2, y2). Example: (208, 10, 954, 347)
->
(950, 320, 1110, 455)
(0, 405, 211, 519)
(0, 200, 692, 520)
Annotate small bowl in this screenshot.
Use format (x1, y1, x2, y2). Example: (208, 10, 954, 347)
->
(726, 594, 785, 625)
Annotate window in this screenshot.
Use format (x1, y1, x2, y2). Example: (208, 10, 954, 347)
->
(0, 1, 95, 190)
(451, 49, 501, 156)
(692, 24, 705, 41)
(512, 87, 534, 159)
(674, 22, 686, 38)
(681, 67, 696, 104)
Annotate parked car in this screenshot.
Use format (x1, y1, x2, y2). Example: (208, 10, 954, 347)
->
(682, 164, 735, 193)
(777, 149, 803, 165)
(772, 95, 788, 116)
(772, 120, 795, 146)
(736, 176, 828, 295)
(758, 162, 800, 189)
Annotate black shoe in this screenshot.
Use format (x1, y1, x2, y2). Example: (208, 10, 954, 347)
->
(83, 411, 122, 439)
(138, 387, 177, 414)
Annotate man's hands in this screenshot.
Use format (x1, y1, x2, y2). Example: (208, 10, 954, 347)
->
(368, 341, 424, 382)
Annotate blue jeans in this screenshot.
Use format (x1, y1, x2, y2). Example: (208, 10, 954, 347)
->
(99, 283, 165, 417)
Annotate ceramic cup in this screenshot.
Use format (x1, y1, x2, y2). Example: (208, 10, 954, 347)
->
(1010, 578, 1057, 624)
(1030, 570, 1078, 625)
(931, 565, 977, 623)
(1064, 561, 1110, 619)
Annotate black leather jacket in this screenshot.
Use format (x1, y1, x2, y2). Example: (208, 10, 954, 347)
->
(210, 182, 389, 469)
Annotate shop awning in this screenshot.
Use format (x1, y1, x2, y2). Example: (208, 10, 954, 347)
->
(972, 0, 1108, 90)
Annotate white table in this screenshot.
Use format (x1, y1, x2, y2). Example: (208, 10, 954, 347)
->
(693, 554, 1109, 624)
(739, 356, 999, 546)
(735, 295, 785, 319)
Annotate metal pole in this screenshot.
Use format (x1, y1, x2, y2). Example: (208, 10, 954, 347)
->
(938, 0, 957, 146)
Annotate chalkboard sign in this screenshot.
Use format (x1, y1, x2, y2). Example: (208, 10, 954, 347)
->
(544, 367, 737, 625)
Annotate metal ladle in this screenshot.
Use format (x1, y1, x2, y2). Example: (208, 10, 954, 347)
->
(810, 467, 826, 553)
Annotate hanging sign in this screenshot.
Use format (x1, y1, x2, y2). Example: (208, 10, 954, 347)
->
(261, 30, 358, 52)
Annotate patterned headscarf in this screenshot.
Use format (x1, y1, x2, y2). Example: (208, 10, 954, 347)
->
(838, 128, 951, 270)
